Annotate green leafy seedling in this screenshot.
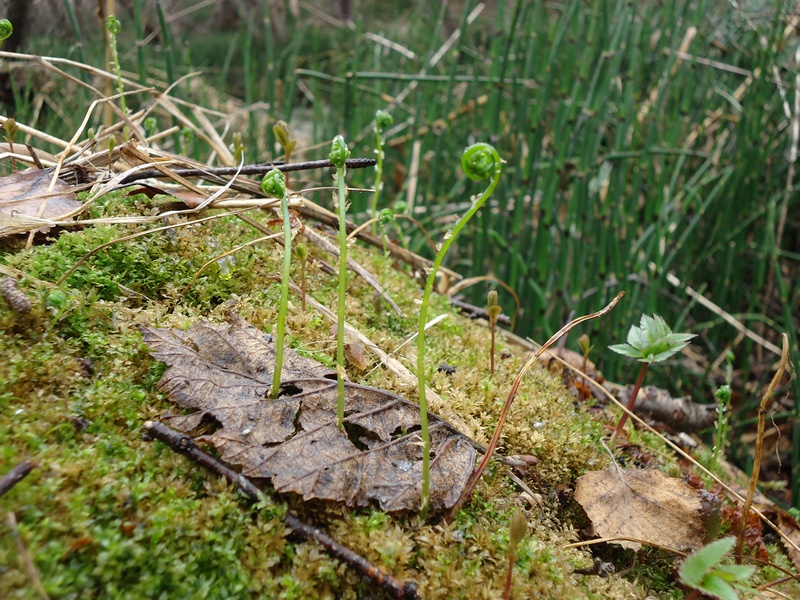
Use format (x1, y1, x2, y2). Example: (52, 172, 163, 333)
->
(487, 290, 501, 375)
(679, 536, 756, 600)
(608, 314, 695, 443)
(503, 507, 528, 600)
(416, 142, 501, 516)
(371, 109, 393, 227)
(330, 135, 351, 430)
(261, 168, 291, 400)
(711, 350, 734, 472)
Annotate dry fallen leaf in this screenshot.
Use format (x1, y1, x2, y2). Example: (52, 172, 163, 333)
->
(574, 466, 705, 551)
(0, 169, 81, 236)
(139, 315, 476, 512)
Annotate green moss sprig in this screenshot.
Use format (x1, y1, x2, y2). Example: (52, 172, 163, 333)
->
(262, 168, 291, 399)
(106, 16, 126, 115)
(416, 142, 502, 516)
(371, 110, 393, 226)
(330, 135, 351, 430)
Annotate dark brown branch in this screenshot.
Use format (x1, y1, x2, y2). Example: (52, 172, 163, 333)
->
(119, 158, 377, 185)
(0, 460, 36, 498)
(142, 421, 418, 600)
(449, 297, 511, 326)
(615, 385, 717, 432)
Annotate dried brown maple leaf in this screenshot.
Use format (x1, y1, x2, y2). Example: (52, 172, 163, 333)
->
(574, 466, 705, 551)
(139, 315, 476, 512)
(0, 169, 81, 236)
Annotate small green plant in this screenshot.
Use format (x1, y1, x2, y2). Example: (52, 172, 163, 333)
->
(608, 314, 695, 443)
(416, 142, 502, 515)
(294, 242, 309, 312)
(371, 110, 393, 226)
(232, 131, 245, 165)
(376, 208, 395, 315)
(711, 350, 734, 472)
(106, 16, 126, 114)
(2, 117, 19, 172)
(503, 507, 528, 600)
(330, 135, 351, 430)
(261, 168, 291, 400)
(273, 120, 297, 185)
(487, 290, 501, 375)
(678, 536, 756, 600)
(577, 333, 594, 402)
(0, 19, 12, 48)
(179, 127, 194, 156)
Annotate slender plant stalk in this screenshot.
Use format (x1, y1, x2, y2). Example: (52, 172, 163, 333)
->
(488, 290, 500, 375)
(417, 143, 502, 516)
(371, 110, 393, 228)
(261, 169, 291, 399)
(735, 333, 790, 561)
(502, 547, 516, 600)
(445, 292, 624, 522)
(610, 362, 649, 445)
(295, 243, 308, 313)
(330, 136, 351, 430)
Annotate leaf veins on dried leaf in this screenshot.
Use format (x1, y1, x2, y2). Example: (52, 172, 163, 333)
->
(139, 315, 476, 512)
(574, 466, 705, 551)
(0, 169, 81, 236)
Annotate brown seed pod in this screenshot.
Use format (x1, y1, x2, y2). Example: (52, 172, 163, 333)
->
(0, 277, 32, 314)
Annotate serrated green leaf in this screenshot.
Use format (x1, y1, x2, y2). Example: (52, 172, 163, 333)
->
(679, 537, 735, 586)
(627, 325, 647, 350)
(698, 576, 739, 600)
(713, 564, 756, 583)
(608, 343, 642, 358)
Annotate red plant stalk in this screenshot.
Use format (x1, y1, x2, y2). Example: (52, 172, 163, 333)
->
(502, 546, 515, 600)
(611, 362, 649, 444)
(578, 354, 588, 402)
(490, 319, 496, 375)
(444, 292, 624, 522)
(300, 265, 307, 312)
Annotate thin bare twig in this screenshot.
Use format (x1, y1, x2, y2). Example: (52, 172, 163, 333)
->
(0, 460, 36, 498)
(141, 421, 419, 600)
(7, 511, 49, 599)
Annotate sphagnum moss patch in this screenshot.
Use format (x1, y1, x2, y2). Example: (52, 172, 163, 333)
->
(0, 190, 721, 598)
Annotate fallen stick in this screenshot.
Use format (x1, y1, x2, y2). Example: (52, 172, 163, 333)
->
(0, 460, 36, 499)
(119, 158, 377, 185)
(142, 420, 419, 600)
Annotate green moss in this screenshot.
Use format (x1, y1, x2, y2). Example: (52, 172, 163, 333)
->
(1, 192, 797, 598)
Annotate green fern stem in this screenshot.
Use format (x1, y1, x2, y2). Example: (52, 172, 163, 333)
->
(330, 135, 351, 430)
(416, 143, 501, 516)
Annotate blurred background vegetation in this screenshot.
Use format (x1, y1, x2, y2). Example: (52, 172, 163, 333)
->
(1, 0, 798, 505)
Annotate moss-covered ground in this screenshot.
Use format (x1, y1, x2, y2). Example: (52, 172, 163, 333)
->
(0, 192, 795, 598)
